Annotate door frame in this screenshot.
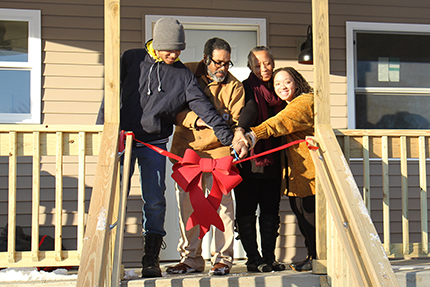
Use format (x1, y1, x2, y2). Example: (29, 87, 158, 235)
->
(144, 15, 267, 47)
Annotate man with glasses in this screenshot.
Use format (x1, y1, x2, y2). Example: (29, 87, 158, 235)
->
(167, 37, 244, 276)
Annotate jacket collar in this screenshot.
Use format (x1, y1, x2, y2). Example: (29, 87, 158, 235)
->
(145, 39, 181, 63)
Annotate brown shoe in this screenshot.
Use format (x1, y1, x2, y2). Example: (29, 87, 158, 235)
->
(209, 263, 230, 275)
(166, 263, 198, 274)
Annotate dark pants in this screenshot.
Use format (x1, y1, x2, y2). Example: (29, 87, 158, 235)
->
(234, 176, 282, 219)
(289, 195, 316, 258)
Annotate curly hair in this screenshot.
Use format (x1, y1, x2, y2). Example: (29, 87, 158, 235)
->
(273, 67, 313, 99)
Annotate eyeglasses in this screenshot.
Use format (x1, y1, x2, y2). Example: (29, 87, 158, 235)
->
(209, 57, 234, 69)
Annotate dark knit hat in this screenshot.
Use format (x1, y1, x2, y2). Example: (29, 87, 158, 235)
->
(152, 18, 186, 51)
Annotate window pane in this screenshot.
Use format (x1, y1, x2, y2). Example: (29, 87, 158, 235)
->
(0, 20, 28, 62)
(355, 93, 430, 129)
(356, 33, 430, 88)
(0, 70, 30, 113)
(180, 29, 257, 81)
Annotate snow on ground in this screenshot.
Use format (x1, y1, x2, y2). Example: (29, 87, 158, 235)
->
(123, 269, 139, 280)
(0, 267, 77, 282)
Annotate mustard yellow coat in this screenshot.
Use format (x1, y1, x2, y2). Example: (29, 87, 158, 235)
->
(251, 93, 315, 197)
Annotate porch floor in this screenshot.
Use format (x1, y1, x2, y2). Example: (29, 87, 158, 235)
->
(2, 258, 430, 286)
(124, 258, 430, 286)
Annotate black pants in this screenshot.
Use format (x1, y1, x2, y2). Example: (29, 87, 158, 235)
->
(234, 176, 282, 219)
(289, 195, 316, 258)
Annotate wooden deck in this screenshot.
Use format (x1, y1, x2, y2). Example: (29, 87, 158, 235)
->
(2, 259, 430, 287)
(101, 258, 430, 287)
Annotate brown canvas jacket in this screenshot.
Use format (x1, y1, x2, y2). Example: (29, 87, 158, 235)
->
(170, 61, 244, 160)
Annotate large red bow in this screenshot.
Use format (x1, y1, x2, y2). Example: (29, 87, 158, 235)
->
(172, 149, 242, 239)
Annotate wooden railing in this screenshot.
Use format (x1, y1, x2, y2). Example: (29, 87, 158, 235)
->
(76, 122, 120, 286)
(0, 124, 103, 268)
(311, 125, 399, 286)
(335, 129, 430, 259)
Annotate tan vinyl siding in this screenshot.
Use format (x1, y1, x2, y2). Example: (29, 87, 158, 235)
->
(2, 0, 430, 268)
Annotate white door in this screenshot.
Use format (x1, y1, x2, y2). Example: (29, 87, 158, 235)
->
(146, 16, 266, 261)
(180, 29, 257, 82)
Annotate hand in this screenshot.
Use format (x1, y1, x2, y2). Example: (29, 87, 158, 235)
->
(231, 140, 248, 159)
(245, 131, 257, 150)
(232, 127, 249, 147)
(195, 118, 212, 129)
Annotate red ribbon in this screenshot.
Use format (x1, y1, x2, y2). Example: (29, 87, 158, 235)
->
(172, 149, 242, 239)
(121, 132, 317, 239)
(235, 139, 307, 164)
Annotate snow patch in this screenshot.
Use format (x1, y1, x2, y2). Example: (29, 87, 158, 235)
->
(0, 267, 77, 282)
(96, 207, 107, 231)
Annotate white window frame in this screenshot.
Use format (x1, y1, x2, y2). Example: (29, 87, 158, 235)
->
(346, 21, 430, 129)
(0, 8, 41, 123)
(145, 15, 266, 47)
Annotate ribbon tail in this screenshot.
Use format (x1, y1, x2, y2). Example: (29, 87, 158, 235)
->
(186, 214, 213, 239)
(206, 182, 223, 214)
(186, 178, 224, 237)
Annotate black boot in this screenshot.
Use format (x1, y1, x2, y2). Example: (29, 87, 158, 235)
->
(290, 256, 313, 272)
(259, 214, 286, 272)
(236, 215, 272, 272)
(141, 233, 163, 277)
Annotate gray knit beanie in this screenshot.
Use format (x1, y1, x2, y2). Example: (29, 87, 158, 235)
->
(152, 18, 186, 51)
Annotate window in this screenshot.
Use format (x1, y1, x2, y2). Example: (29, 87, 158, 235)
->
(0, 8, 41, 123)
(346, 22, 430, 129)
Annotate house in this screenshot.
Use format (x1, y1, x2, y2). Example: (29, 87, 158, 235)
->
(1, 0, 430, 269)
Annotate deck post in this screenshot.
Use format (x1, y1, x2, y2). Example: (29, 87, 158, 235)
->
(76, 0, 120, 286)
(312, 0, 331, 273)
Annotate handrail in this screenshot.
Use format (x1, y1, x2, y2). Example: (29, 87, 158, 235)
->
(0, 124, 103, 269)
(335, 128, 430, 258)
(311, 124, 399, 286)
(334, 129, 430, 159)
(76, 122, 119, 286)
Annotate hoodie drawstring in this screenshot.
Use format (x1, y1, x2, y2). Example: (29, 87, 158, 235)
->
(147, 62, 156, 95)
(147, 61, 163, 95)
(157, 62, 162, 92)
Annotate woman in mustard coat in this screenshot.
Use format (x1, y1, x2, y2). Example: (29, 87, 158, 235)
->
(247, 67, 315, 272)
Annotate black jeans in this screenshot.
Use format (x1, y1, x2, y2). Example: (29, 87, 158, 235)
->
(289, 195, 316, 258)
(234, 176, 282, 219)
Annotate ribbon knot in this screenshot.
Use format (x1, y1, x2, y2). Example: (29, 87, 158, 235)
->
(172, 149, 242, 239)
(200, 158, 215, 173)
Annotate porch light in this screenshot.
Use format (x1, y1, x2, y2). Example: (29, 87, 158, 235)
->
(298, 25, 313, 65)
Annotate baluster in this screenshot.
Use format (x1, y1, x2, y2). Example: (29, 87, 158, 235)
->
(362, 135, 370, 213)
(419, 136, 428, 255)
(400, 136, 409, 255)
(32, 131, 41, 261)
(343, 135, 350, 164)
(8, 131, 17, 263)
(78, 132, 86, 259)
(381, 135, 391, 255)
(55, 132, 63, 261)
